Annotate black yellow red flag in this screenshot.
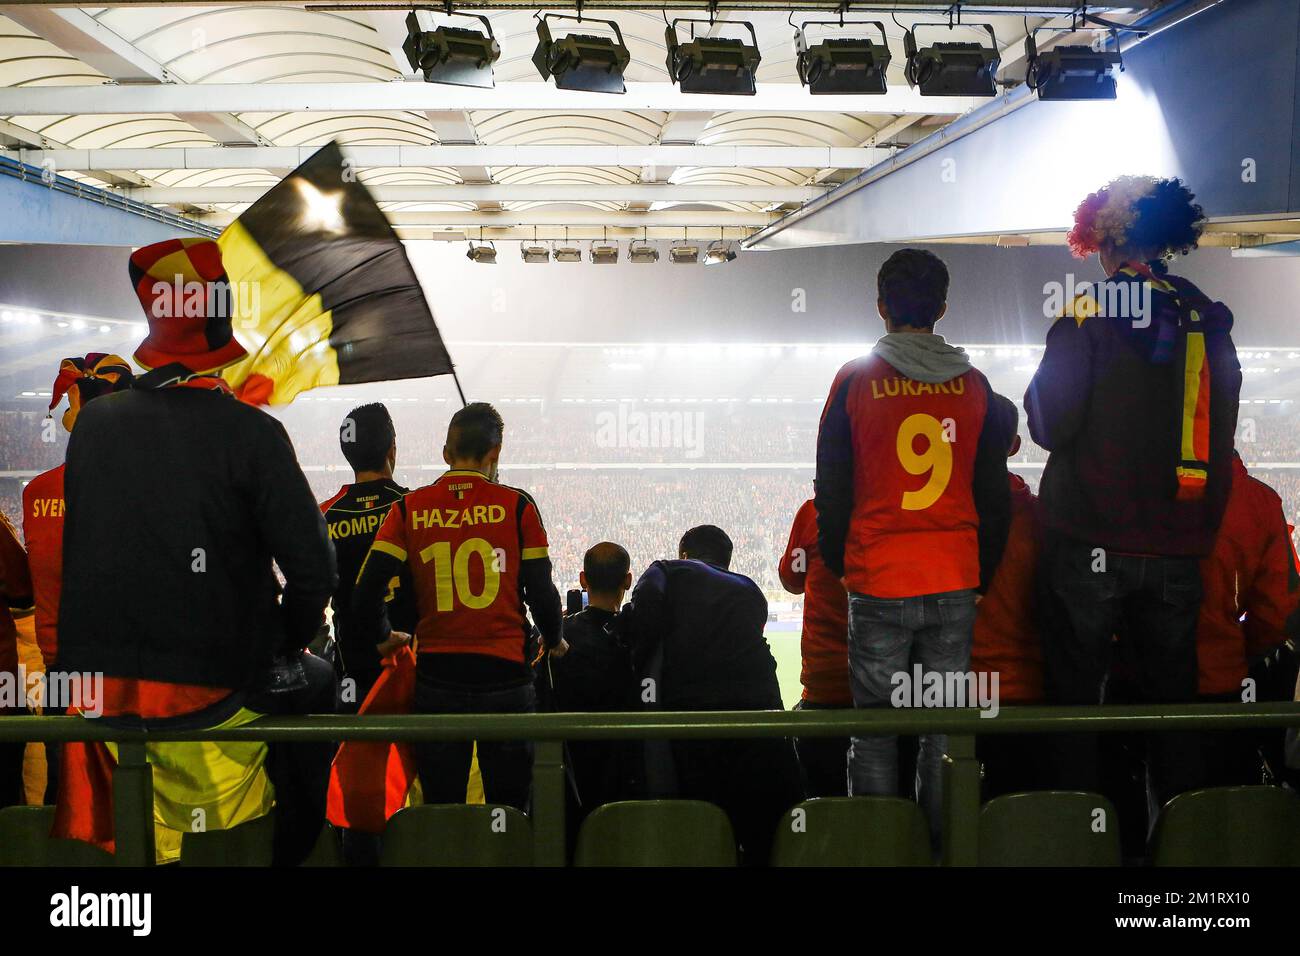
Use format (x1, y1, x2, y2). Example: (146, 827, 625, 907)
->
(217, 141, 454, 405)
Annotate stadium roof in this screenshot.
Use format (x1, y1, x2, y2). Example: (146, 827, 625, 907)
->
(0, 2, 1152, 241)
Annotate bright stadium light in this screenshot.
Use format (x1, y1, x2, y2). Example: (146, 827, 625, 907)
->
(590, 237, 619, 264)
(904, 23, 1001, 97)
(665, 19, 762, 96)
(629, 236, 659, 263)
(794, 20, 892, 95)
(533, 14, 630, 94)
(1025, 27, 1123, 101)
(403, 10, 501, 89)
(521, 230, 550, 263)
(669, 241, 701, 264)
(466, 238, 497, 263)
(703, 239, 737, 265)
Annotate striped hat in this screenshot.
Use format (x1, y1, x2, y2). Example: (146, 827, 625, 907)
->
(128, 237, 248, 374)
(49, 353, 134, 431)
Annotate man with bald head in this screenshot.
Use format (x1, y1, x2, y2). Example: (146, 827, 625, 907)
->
(537, 541, 641, 827)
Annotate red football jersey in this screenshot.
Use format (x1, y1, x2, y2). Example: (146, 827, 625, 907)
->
(823, 355, 992, 598)
(369, 470, 549, 664)
(22, 464, 64, 663)
(779, 498, 851, 706)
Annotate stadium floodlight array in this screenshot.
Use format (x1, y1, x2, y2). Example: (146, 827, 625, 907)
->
(665, 19, 762, 96)
(466, 239, 497, 263)
(1025, 27, 1123, 100)
(904, 23, 1001, 97)
(794, 20, 892, 95)
(703, 239, 738, 265)
(532, 14, 631, 94)
(402, 10, 501, 89)
(553, 242, 583, 262)
(669, 241, 701, 264)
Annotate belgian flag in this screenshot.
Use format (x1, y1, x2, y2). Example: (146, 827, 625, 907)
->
(217, 141, 455, 405)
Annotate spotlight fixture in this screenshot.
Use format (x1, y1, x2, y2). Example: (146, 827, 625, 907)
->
(402, 10, 501, 89)
(669, 240, 701, 264)
(629, 237, 659, 263)
(665, 19, 761, 96)
(590, 237, 620, 264)
(521, 242, 550, 263)
(533, 14, 630, 94)
(794, 20, 892, 95)
(703, 240, 737, 265)
(466, 239, 497, 264)
(904, 23, 1000, 97)
(1025, 27, 1122, 100)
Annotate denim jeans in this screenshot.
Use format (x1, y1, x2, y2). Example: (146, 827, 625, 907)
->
(413, 677, 537, 812)
(846, 588, 977, 844)
(1041, 537, 1204, 810)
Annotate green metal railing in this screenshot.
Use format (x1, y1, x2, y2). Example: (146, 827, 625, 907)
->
(4, 702, 1299, 867)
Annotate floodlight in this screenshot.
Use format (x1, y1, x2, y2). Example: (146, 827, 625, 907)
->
(904, 24, 1000, 97)
(590, 240, 619, 264)
(629, 239, 659, 263)
(665, 19, 761, 96)
(794, 20, 892, 95)
(1025, 28, 1122, 100)
(466, 240, 497, 264)
(403, 10, 500, 89)
(554, 243, 582, 262)
(669, 241, 701, 264)
(521, 241, 550, 263)
(703, 240, 737, 265)
(533, 14, 630, 94)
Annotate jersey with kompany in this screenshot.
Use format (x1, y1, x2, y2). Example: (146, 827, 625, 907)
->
(367, 470, 549, 664)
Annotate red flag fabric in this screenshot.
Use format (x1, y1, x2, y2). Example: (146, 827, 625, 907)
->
(326, 646, 419, 833)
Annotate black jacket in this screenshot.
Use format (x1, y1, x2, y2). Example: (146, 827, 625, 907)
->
(58, 383, 336, 690)
(616, 559, 782, 710)
(1026, 268, 1241, 556)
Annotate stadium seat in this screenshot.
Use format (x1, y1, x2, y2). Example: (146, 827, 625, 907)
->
(1152, 786, 1300, 866)
(180, 811, 276, 867)
(574, 800, 737, 867)
(770, 797, 932, 867)
(300, 823, 344, 867)
(380, 804, 533, 867)
(0, 805, 115, 866)
(979, 792, 1121, 866)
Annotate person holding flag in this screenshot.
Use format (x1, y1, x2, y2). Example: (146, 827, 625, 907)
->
(352, 402, 567, 812)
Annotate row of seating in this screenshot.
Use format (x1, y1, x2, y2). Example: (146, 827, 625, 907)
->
(2, 786, 1297, 866)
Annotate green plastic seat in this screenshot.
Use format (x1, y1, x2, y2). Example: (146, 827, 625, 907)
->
(771, 797, 932, 867)
(0, 806, 115, 867)
(381, 805, 533, 867)
(979, 791, 1121, 866)
(180, 811, 276, 867)
(1153, 786, 1300, 867)
(575, 800, 736, 867)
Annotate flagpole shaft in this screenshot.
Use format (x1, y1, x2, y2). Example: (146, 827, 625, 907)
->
(451, 367, 468, 407)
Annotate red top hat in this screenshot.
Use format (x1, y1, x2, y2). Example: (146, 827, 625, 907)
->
(128, 238, 248, 374)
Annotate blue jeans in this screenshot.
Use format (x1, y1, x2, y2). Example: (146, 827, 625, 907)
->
(847, 588, 977, 844)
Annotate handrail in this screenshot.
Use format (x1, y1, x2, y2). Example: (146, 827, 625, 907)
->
(3, 702, 1299, 743)
(8, 703, 1298, 867)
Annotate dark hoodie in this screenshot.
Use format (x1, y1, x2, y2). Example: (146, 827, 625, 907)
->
(1025, 267, 1240, 556)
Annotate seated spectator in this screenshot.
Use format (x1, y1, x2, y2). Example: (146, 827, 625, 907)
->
(535, 542, 641, 838)
(617, 524, 804, 865)
(1195, 452, 1299, 785)
(54, 238, 338, 865)
(969, 395, 1048, 798)
(779, 497, 851, 797)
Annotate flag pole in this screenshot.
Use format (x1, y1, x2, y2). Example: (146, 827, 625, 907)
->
(451, 365, 468, 407)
